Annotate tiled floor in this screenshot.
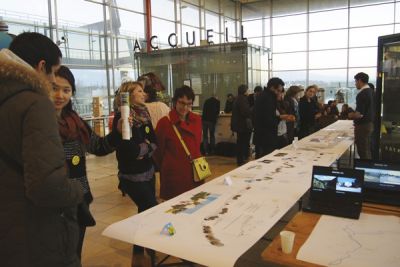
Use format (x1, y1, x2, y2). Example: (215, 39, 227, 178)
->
(82, 153, 237, 267)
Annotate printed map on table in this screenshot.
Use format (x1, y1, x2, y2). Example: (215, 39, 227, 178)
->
(166, 191, 220, 214)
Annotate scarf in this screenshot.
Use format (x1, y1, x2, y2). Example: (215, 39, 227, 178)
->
(58, 109, 90, 144)
(130, 104, 151, 128)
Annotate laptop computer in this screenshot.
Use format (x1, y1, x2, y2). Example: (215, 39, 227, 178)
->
(302, 166, 364, 219)
(354, 159, 400, 206)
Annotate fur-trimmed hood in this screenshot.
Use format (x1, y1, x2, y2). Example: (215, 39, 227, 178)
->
(0, 49, 52, 104)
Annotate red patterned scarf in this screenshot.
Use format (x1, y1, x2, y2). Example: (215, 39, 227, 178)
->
(58, 110, 90, 144)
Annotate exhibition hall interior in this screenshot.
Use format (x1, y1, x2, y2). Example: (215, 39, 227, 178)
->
(1, 0, 400, 266)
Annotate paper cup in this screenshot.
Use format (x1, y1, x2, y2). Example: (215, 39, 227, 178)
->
(280, 230, 295, 254)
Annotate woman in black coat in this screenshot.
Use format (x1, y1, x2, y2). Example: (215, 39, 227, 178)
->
(298, 85, 322, 139)
(231, 84, 252, 166)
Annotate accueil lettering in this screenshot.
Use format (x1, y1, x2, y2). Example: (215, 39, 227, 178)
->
(136, 25, 247, 52)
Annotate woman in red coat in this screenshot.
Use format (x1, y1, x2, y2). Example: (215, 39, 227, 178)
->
(154, 85, 203, 200)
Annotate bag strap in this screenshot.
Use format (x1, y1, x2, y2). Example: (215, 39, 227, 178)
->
(167, 115, 192, 161)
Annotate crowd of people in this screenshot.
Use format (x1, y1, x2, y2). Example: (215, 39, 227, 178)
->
(0, 32, 375, 267)
(228, 76, 373, 166)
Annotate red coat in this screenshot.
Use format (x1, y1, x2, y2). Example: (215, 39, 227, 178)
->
(154, 109, 203, 200)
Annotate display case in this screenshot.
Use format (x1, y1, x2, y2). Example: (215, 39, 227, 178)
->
(375, 33, 400, 161)
(135, 42, 270, 110)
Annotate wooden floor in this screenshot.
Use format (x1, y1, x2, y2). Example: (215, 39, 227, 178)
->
(82, 153, 237, 267)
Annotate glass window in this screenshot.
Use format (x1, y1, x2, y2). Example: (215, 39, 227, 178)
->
(1, 0, 49, 24)
(182, 0, 200, 6)
(204, 0, 219, 12)
(118, 9, 145, 38)
(152, 18, 176, 48)
(261, 52, 270, 70)
(206, 11, 220, 33)
(350, 0, 394, 7)
(309, 30, 348, 50)
(8, 23, 42, 35)
(272, 70, 307, 85)
(221, 0, 236, 19)
(273, 52, 307, 70)
(242, 2, 271, 20)
(181, 4, 200, 28)
(396, 24, 400, 33)
(350, 3, 395, 27)
(309, 49, 348, 69)
(272, 33, 306, 53)
(263, 18, 271, 36)
(116, 37, 135, 60)
(309, 0, 348, 11)
(225, 18, 237, 40)
(114, 0, 144, 13)
(272, 0, 307, 16)
(242, 20, 263, 38)
(349, 25, 394, 47)
(151, 0, 175, 20)
(397, 2, 400, 23)
(66, 31, 90, 53)
(70, 68, 109, 116)
(349, 47, 377, 67)
(309, 69, 348, 103)
(57, 0, 104, 27)
(348, 67, 377, 85)
(247, 37, 263, 47)
(309, 9, 348, 31)
(272, 14, 306, 35)
(264, 37, 271, 50)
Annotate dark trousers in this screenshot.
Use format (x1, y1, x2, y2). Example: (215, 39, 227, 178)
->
(202, 121, 216, 154)
(77, 226, 86, 259)
(255, 143, 276, 159)
(298, 124, 316, 140)
(277, 134, 289, 149)
(119, 176, 158, 254)
(355, 122, 373, 160)
(236, 131, 251, 165)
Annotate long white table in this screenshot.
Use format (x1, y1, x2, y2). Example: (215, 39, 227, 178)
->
(103, 120, 354, 267)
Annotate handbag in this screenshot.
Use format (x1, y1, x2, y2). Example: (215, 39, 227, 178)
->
(168, 116, 212, 182)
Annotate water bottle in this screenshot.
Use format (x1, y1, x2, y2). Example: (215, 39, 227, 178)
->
(120, 92, 131, 140)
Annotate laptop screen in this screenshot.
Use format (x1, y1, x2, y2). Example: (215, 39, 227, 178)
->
(354, 160, 400, 192)
(354, 159, 400, 206)
(311, 166, 364, 201)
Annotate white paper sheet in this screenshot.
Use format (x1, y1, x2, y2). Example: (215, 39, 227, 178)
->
(102, 121, 355, 267)
(297, 213, 400, 267)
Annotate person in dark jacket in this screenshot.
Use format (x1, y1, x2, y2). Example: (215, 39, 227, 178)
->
(202, 95, 220, 154)
(113, 81, 158, 266)
(247, 85, 262, 108)
(284, 85, 302, 144)
(54, 66, 122, 259)
(224, 93, 235, 113)
(254, 78, 295, 158)
(298, 85, 322, 139)
(0, 32, 83, 267)
(349, 72, 375, 159)
(231, 84, 252, 166)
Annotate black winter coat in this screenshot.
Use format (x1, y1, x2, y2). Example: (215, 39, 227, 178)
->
(0, 49, 83, 267)
(231, 94, 251, 133)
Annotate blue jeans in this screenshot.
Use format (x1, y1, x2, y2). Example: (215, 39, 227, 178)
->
(202, 121, 216, 154)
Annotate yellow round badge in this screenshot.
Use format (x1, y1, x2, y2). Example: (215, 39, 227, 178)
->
(145, 126, 150, 134)
(72, 155, 80, 166)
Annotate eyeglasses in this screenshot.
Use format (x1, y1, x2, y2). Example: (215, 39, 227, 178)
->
(177, 100, 193, 107)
